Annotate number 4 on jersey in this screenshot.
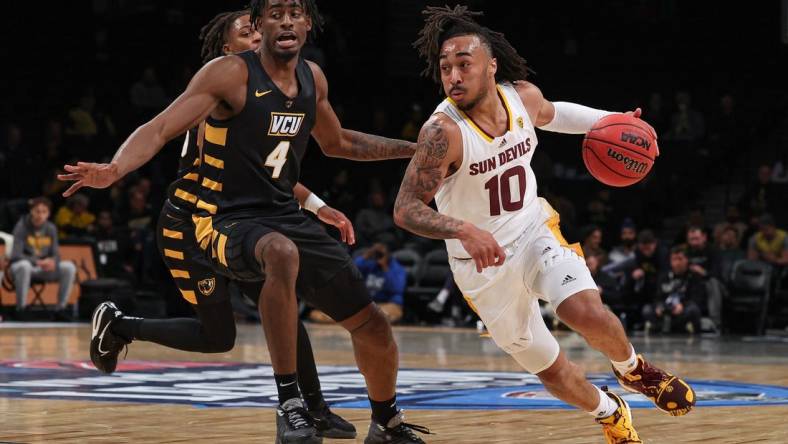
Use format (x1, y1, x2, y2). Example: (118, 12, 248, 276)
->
(264, 141, 290, 179)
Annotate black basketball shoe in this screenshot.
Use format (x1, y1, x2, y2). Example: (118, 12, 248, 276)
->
(310, 404, 356, 439)
(364, 411, 430, 444)
(89, 301, 129, 374)
(276, 398, 322, 444)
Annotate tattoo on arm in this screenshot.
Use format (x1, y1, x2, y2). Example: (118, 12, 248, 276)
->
(394, 122, 464, 239)
(342, 130, 416, 160)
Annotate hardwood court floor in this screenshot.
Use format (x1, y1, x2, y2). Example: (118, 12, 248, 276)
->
(1, 323, 788, 443)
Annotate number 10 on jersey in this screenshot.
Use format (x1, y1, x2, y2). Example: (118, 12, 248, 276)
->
(484, 165, 526, 216)
(265, 141, 290, 179)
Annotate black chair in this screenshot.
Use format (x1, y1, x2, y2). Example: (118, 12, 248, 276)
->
(391, 249, 422, 291)
(726, 259, 772, 335)
(410, 248, 450, 297)
(1, 268, 50, 316)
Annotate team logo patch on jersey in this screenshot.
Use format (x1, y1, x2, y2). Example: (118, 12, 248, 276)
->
(517, 116, 524, 128)
(197, 278, 216, 296)
(2, 361, 788, 410)
(268, 112, 305, 137)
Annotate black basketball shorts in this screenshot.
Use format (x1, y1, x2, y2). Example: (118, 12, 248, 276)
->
(157, 201, 229, 305)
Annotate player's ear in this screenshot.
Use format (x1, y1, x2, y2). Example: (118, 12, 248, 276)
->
(489, 57, 498, 78)
(305, 16, 312, 32)
(222, 43, 231, 56)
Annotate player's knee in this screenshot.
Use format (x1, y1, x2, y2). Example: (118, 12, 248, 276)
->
(349, 305, 395, 348)
(537, 356, 575, 386)
(257, 234, 299, 276)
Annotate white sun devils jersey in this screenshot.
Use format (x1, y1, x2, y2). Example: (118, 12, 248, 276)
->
(434, 83, 542, 259)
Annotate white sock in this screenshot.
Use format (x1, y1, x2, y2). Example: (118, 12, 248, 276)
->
(589, 385, 618, 418)
(435, 288, 450, 305)
(611, 344, 638, 375)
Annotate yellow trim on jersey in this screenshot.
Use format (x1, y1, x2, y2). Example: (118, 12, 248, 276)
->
(204, 124, 227, 146)
(201, 177, 223, 192)
(164, 249, 184, 260)
(170, 269, 190, 279)
(183, 173, 198, 181)
(216, 233, 229, 266)
(180, 289, 197, 304)
(463, 295, 480, 315)
(204, 154, 224, 169)
(546, 215, 584, 258)
(496, 85, 514, 132)
(192, 215, 213, 248)
(445, 85, 514, 143)
(174, 188, 198, 204)
(196, 199, 218, 215)
(162, 228, 183, 239)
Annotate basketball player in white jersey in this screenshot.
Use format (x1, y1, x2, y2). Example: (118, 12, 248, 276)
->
(395, 6, 694, 443)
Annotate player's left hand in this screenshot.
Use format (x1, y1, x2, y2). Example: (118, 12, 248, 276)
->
(58, 162, 121, 197)
(317, 205, 355, 245)
(625, 108, 660, 156)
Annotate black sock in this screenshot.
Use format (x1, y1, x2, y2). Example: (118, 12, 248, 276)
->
(275, 373, 301, 405)
(110, 316, 142, 341)
(296, 321, 325, 411)
(370, 395, 398, 425)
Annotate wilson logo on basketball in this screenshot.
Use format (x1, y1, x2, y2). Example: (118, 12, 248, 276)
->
(620, 132, 651, 150)
(268, 112, 305, 136)
(606, 148, 648, 173)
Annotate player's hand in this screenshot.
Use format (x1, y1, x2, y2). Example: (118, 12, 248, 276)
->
(37, 258, 56, 272)
(58, 162, 121, 197)
(317, 205, 355, 245)
(459, 223, 506, 273)
(625, 107, 660, 157)
(632, 268, 645, 280)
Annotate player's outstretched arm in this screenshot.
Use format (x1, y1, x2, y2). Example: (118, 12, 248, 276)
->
(58, 57, 246, 197)
(394, 116, 505, 272)
(515, 81, 658, 144)
(306, 61, 416, 161)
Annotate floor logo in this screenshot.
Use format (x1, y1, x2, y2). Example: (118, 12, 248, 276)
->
(2, 361, 788, 409)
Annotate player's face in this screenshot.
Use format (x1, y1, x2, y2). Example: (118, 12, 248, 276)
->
(258, 0, 312, 60)
(439, 34, 497, 111)
(223, 15, 262, 55)
(670, 253, 688, 273)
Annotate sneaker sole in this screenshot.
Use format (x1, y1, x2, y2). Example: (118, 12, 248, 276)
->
(616, 376, 695, 416)
(317, 428, 357, 439)
(275, 436, 323, 444)
(89, 302, 117, 374)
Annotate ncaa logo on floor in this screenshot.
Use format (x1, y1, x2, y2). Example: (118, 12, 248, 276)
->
(1, 361, 787, 410)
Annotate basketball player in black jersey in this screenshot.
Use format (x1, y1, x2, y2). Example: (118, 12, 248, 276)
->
(60, 1, 427, 443)
(71, 11, 355, 439)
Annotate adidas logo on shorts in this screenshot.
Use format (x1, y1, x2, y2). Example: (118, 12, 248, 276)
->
(561, 274, 576, 286)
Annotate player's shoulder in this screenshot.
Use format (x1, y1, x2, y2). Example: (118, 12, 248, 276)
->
(511, 81, 543, 104)
(195, 54, 248, 88)
(304, 59, 327, 98)
(421, 113, 461, 142)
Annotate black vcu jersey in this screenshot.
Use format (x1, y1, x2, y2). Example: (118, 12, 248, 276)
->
(192, 50, 368, 320)
(166, 125, 202, 213)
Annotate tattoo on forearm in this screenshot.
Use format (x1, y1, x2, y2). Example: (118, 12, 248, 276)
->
(394, 122, 463, 239)
(344, 130, 416, 160)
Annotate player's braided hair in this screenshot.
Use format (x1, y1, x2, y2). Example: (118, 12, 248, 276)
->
(414, 5, 530, 85)
(199, 10, 248, 64)
(249, 0, 323, 40)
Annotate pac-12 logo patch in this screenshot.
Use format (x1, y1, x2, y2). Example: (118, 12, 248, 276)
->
(268, 112, 305, 136)
(198, 277, 216, 296)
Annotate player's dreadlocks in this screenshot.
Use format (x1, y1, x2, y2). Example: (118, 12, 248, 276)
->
(413, 5, 530, 86)
(249, 0, 323, 40)
(199, 10, 248, 64)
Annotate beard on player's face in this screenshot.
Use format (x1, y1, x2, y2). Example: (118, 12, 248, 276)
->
(454, 70, 492, 112)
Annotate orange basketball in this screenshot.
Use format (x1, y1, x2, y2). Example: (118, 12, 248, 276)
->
(582, 114, 657, 187)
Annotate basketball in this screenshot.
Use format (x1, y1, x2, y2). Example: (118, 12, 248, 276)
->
(582, 114, 657, 187)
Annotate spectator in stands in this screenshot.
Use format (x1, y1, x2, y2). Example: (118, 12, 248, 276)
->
(686, 226, 724, 330)
(739, 165, 779, 223)
(0, 237, 8, 280)
(310, 243, 406, 324)
(65, 90, 116, 150)
(355, 188, 398, 249)
(644, 92, 669, 136)
(712, 205, 748, 247)
(400, 103, 424, 142)
(129, 67, 169, 118)
(608, 218, 637, 266)
(8, 197, 76, 320)
(581, 225, 606, 264)
(747, 214, 788, 269)
(1, 123, 41, 199)
(54, 193, 96, 239)
(603, 229, 668, 318)
(643, 246, 705, 334)
(428, 271, 478, 327)
(707, 93, 745, 181)
(93, 210, 134, 282)
(587, 253, 621, 308)
(665, 91, 705, 143)
(718, 225, 745, 284)
(322, 169, 358, 216)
